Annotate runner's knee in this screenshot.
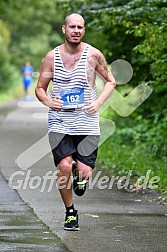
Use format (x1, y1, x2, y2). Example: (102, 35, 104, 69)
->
(58, 159, 72, 176)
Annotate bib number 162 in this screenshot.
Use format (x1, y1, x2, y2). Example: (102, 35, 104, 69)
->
(66, 94, 80, 103)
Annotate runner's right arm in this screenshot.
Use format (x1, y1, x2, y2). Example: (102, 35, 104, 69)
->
(35, 51, 63, 111)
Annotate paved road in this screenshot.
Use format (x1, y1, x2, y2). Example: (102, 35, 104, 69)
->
(0, 100, 167, 252)
(0, 173, 69, 252)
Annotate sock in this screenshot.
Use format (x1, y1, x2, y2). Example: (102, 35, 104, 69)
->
(66, 204, 74, 213)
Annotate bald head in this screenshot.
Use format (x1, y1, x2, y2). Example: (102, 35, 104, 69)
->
(64, 13, 85, 26)
(62, 13, 85, 45)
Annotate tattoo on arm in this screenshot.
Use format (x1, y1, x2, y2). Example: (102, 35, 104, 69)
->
(88, 55, 111, 76)
(97, 55, 111, 75)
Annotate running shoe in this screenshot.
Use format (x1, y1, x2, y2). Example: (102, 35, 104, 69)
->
(72, 162, 88, 196)
(64, 209, 80, 231)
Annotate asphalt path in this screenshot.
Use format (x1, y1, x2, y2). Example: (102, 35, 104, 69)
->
(0, 99, 167, 252)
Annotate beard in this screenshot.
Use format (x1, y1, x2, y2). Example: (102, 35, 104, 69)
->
(65, 35, 82, 46)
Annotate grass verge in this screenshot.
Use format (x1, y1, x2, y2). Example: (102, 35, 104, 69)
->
(97, 135, 167, 196)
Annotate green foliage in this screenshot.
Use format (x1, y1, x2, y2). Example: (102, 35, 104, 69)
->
(0, 0, 64, 91)
(0, 19, 19, 90)
(98, 129, 167, 192)
(0, 19, 11, 61)
(0, 63, 20, 91)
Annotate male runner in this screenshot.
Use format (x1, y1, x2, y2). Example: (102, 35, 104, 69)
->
(35, 13, 116, 231)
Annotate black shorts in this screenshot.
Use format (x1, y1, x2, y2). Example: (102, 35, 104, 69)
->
(49, 132, 100, 169)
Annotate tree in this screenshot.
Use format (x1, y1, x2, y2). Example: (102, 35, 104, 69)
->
(60, 0, 167, 156)
(0, 0, 65, 91)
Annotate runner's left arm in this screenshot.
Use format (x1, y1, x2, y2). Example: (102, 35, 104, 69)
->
(86, 50, 116, 115)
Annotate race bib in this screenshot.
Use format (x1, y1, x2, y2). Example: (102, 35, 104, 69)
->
(60, 87, 84, 109)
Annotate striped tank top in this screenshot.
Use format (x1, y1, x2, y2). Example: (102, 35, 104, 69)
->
(48, 43, 100, 135)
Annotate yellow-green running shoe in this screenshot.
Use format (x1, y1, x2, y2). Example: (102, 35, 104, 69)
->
(64, 209, 80, 231)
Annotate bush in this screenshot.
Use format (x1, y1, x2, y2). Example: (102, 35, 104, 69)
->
(0, 62, 20, 91)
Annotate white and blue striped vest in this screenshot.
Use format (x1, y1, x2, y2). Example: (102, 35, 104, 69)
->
(48, 44, 100, 135)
